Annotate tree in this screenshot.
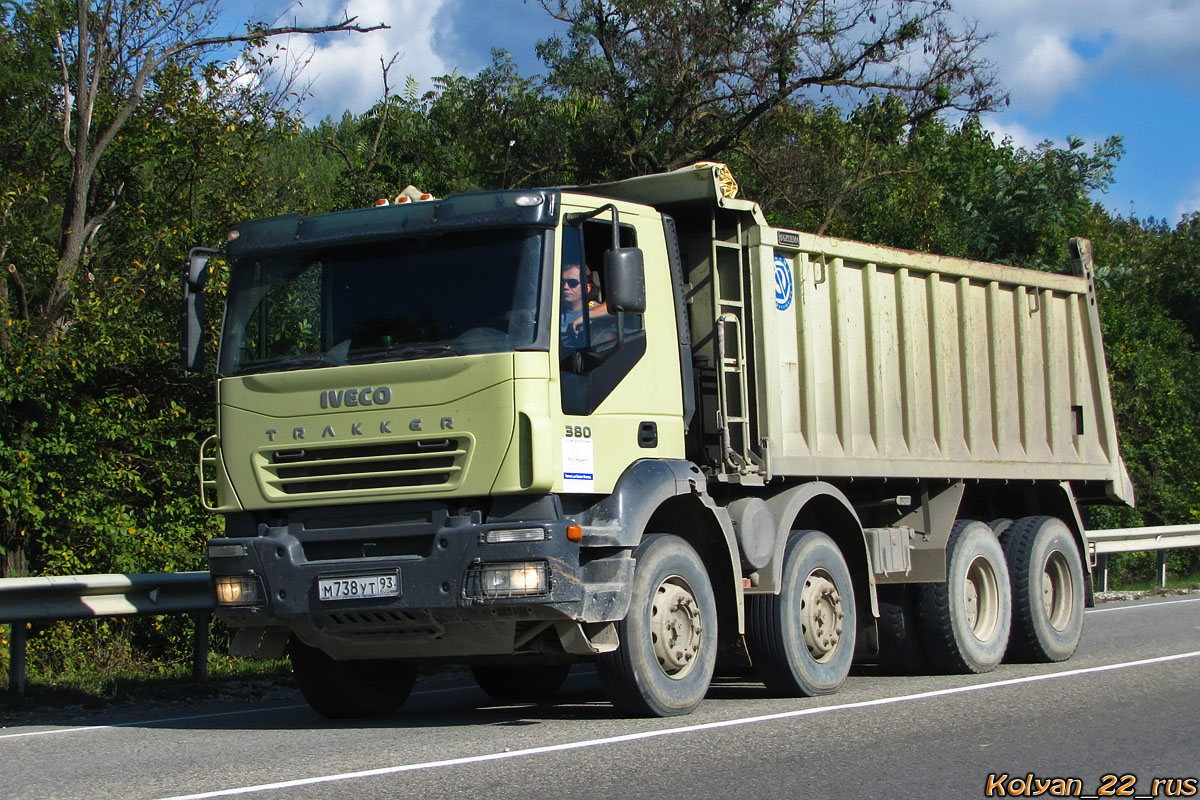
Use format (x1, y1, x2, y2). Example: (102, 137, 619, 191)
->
(43, 0, 385, 337)
(536, 0, 1003, 175)
(0, 0, 385, 578)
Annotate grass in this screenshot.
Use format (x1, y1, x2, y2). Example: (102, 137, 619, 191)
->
(2, 648, 293, 715)
(1101, 570, 1200, 594)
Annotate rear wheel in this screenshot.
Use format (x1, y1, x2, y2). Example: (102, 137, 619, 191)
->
(597, 534, 717, 717)
(1001, 516, 1085, 662)
(875, 584, 927, 674)
(470, 663, 571, 703)
(917, 520, 1012, 673)
(290, 639, 418, 719)
(747, 530, 856, 695)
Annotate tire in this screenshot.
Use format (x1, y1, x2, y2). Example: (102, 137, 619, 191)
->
(746, 530, 856, 695)
(290, 639, 418, 719)
(875, 584, 927, 674)
(1001, 516, 1085, 662)
(597, 534, 718, 717)
(917, 520, 1012, 674)
(470, 663, 571, 704)
(988, 518, 1014, 537)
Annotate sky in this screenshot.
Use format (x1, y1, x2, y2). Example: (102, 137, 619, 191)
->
(237, 0, 1200, 224)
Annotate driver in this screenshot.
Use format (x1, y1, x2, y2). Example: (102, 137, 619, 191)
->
(561, 264, 611, 351)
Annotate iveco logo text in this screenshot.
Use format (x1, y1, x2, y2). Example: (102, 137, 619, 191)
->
(266, 417, 454, 441)
(319, 386, 392, 408)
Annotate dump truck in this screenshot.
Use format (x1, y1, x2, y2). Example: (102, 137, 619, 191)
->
(182, 164, 1133, 718)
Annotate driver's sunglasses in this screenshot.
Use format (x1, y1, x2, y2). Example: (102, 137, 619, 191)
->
(562, 278, 581, 288)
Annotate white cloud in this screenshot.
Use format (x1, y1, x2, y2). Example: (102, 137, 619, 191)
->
(978, 115, 1051, 152)
(1005, 33, 1086, 111)
(950, 0, 1200, 112)
(1175, 176, 1200, 221)
(262, 0, 452, 121)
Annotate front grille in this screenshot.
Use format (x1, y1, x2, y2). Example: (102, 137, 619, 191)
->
(302, 535, 435, 562)
(257, 437, 469, 496)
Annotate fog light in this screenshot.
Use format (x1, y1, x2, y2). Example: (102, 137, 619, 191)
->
(214, 575, 264, 606)
(483, 527, 546, 544)
(466, 561, 548, 598)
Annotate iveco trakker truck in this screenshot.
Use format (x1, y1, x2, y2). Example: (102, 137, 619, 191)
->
(183, 164, 1132, 718)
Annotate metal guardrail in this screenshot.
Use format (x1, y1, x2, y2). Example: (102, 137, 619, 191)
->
(3, 525, 1198, 697)
(1, 572, 214, 697)
(1087, 524, 1200, 592)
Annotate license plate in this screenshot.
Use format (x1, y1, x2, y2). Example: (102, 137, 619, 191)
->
(318, 572, 400, 601)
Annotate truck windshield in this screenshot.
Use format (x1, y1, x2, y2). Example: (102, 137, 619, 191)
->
(218, 228, 545, 375)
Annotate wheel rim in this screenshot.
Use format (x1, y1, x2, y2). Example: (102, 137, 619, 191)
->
(964, 555, 1001, 641)
(800, 569, 844, 663)
(650, 574, 704, 680)
(1042, 549, 1076, 631)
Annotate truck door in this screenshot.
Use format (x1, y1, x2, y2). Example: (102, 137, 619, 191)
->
(554, 209, 685, 494)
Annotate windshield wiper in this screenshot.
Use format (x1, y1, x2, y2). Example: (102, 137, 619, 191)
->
(347, 343, 460, 364)
(235, 352, 343, 375)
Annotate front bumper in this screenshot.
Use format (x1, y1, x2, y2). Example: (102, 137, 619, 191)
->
(208, 505, 633, 659)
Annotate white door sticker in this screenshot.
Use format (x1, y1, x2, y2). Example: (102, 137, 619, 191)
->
(562, 437, 595, 492)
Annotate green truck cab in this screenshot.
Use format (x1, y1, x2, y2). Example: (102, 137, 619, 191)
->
(184, 165, 1130, 718)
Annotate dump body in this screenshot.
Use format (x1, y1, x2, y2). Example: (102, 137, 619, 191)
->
(749, 229, 1132, 501)
(579, 165, 1132, 505)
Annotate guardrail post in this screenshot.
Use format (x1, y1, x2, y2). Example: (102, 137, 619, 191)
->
(1096, 554, 1109, 593)
(192, 611, 210, 683)
(8, 621, 27, 697)
(1156, 551, 1168, 588)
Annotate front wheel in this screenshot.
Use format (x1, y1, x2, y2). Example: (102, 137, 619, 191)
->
(470, 662, 571, 704)
(1001, 516, 1085, 662)
(290, 639, 418, 719)
(747, 530, 856, 696)
(597, 534, 718, 717)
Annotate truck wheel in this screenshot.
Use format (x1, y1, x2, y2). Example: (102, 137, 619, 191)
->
(1001, 516, 1085, 662)
(746, 530, 856, 695)
(470, 663, 571, 703)
(875, 584, 927, 674)
(597, 534, 717, 717)
(290, 639, 418, 719)
(917, 520, 1012, 673)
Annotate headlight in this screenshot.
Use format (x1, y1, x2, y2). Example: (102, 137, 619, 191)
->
(214, 575, 265, 606)
(465, 561, 549, 598)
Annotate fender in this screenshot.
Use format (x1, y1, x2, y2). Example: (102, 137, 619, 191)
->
(578, 458, 745, 634)
(761, 480, 878, 618)
(578, 458, 709, 547)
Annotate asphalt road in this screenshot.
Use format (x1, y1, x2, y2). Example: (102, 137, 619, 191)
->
(2, 595, 1198, 800)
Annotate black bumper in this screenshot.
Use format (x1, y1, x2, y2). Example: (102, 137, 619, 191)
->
(208, 504, 634, 653)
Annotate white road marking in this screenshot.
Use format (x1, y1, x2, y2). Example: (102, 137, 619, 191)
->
(1086, 597, 1200, 614)
(154, 650, 1200, 800)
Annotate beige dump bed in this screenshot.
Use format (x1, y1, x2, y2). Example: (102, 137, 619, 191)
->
(750, 228, 1133, 503)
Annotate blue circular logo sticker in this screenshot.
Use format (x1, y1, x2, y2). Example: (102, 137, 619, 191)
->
(774, 254, 794, 311)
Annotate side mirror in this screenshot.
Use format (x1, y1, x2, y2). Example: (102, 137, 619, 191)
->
(181, 289, 206, 374)
(181, 248, 218, 375)
(186, 251, 211, 291)
(604, 247, 646, 313)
